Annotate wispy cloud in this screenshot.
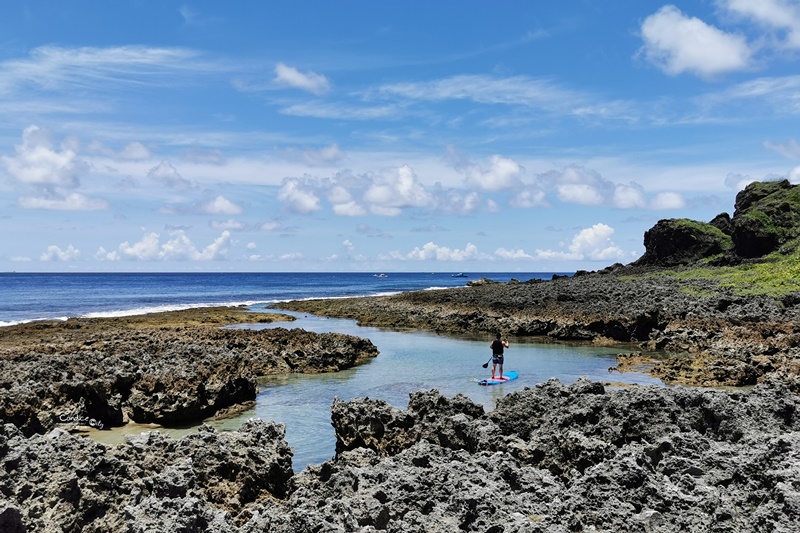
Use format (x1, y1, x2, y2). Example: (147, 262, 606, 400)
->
(0, 45, 221, 95)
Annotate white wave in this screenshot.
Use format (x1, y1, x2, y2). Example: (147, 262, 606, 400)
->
(0, 316, 69, 328)
(81, 300, 276, 319)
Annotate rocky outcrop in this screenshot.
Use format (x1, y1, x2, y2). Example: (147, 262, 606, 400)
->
(635, 180, 800, 266)
(634, 218, 734, 267)
(0, 308, 378, 435)
(732, 179, 800, 258)
(0, 418, 292, 531)
(4, 380, 796, 532)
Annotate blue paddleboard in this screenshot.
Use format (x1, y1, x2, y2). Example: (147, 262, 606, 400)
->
(478, 370, 518, 386)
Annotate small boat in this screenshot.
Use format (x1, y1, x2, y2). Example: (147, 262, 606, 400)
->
(452, 273, 468, 278)
(373, 273, 389, 278)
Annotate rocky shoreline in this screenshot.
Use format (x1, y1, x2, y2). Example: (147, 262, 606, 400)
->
(2, 378, 797, 531)
(0, 307, 378, 436)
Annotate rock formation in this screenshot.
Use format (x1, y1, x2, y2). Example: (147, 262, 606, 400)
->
(0, 308, 378, 436)
(2, 380, 797, 531)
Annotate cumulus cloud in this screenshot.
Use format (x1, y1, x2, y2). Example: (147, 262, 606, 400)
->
(1, 125, 86, 187)
(650, 191, 687, 209)
(460, 154, 524, 191)
(1, 125, 110, 210)
(495, 248, 533, 260)
(40, 244, 80, 261)
(446, 148, 524, 192)
(509, 186, 548, 208)
(537, 166, 612, 206)
(201, 195, 242, 215)
(273, 62, 330, 95)
(278, 166, 436, 217)
(363, 165, 433, 216)
(790, 166, 800, 183)
(639, 5, 752, 77)
(403, 242, 483, 261)
(147, 160, 194, 191)
(278, 177, 323, 214)
(97, 230, 231, 261)
(535, 223, 628, 261)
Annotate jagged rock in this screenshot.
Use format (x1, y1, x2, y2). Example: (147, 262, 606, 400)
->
(634, 218, 734, 267)
(732, 179, 800, 258)
(0, 313, 378, 434)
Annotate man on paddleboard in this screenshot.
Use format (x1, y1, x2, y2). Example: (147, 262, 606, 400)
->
(490, 332, 509, 379)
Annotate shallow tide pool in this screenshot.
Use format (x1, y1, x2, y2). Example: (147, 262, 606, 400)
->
(91, 310, 663, 471)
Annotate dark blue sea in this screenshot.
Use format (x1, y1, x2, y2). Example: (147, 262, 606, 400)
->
(0, 272, 565, 326)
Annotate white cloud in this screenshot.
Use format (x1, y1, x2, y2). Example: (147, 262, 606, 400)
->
(1, 125, 86, 187)
(279, 252, 304, 261)
(18, 191, 108, 210)
(278, 177, 323, 214)
(557, 183, 605, 205)
(210, 219, 246, 230)
(535, 223, 628, 261)
(0, 45, 214, 96)
(612, 184, 647, 209)
(495, 248, 533, 260)
(650, 191, 687, 209)
(789, 166, 800, 183)
(377, 74, 586, 110)
(509, 187, 547, 208)
(404, 242, 483, 261)
(537, 165, 612, 206)
(720, 0, 800, 48)
(273, 62, 330, 95)
(725, 172, 757, 190)
(147, 160, 194, 191)
(463, 154, 524, 191)
(363, 165, 433, 216)
(40, 244, 80, 261)
(639, 5, 752, 77)
(201, 195, 242, 215)
(343, 239, 355, 252)
(98, 231, 231, 261)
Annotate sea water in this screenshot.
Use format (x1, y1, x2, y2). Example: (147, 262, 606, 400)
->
(0, 272, 662, 471)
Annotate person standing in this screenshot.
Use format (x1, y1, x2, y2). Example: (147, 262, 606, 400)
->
(490, 332, 509, 379)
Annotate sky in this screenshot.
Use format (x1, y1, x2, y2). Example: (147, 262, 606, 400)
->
(1, 1, 799, 273)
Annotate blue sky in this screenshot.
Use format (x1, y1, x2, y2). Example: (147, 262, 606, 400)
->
(1, 1, 799, 273)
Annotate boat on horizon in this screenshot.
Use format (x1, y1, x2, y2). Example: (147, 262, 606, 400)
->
(451, 273, 468, 278)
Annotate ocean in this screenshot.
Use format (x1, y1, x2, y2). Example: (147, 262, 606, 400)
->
(0, 271, 564, 326)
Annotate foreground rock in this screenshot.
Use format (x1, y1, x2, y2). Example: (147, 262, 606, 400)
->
(0, 307, 378, 435)
(2, 380, 797, 531)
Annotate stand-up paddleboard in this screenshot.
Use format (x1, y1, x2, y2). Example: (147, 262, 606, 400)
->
(478, 370, 518, 386)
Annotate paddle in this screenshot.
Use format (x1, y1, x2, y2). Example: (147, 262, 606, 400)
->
(482, 357, 491, 369)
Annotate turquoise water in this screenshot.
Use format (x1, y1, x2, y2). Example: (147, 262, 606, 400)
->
(225, 310, 663, 471)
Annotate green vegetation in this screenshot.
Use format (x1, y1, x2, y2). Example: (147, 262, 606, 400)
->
(647, 252, 800, 298)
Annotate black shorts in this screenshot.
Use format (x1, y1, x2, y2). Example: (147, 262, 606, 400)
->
(492, 354, 504, 365)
